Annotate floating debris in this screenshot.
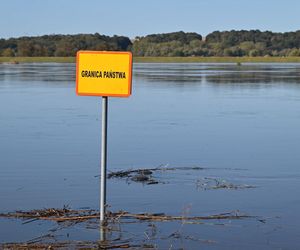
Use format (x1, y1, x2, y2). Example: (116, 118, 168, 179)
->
(196, 177, 256, 190)
(0, 208, 262, 249)
(1, 241, 154, 249)
(107, 165, 205, 185)
(0, 207, 98, 223)
(0, 208, 255, 223)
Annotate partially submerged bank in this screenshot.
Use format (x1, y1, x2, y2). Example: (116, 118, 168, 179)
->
(0, 57, 75, 63)
(134, 56, 300, 63)
(1, 56, 300, 64)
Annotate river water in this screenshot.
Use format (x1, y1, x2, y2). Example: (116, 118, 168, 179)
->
(0, 63, 300, 249)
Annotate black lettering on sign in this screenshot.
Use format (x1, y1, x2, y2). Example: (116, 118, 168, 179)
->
(81, 70, 126, 79)
(81, 70, 102, 78)
(103, 71, 126, 79)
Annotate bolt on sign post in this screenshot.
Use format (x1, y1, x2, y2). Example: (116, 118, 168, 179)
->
(76, 51, 132, 224)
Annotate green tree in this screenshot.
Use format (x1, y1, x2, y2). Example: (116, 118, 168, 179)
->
(17, 40, 34, 56)
(1, 48, 15, 57)
(288, 48, 300, 56)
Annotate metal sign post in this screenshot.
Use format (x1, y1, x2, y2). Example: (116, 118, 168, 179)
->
(76, 51, 132, 228)
(100, 96, 108, 223)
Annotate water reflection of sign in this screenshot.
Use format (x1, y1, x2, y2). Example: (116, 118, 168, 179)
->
(76, 51, 132, 97)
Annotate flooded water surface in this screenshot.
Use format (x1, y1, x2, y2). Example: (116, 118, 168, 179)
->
(0, 63, 300, 249)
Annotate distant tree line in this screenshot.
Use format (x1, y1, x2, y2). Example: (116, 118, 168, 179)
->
(0, 33, 132, 57)
(133, 30, 300, 57)
(205, 30, 300, 57)
(1, 30, 300, 57)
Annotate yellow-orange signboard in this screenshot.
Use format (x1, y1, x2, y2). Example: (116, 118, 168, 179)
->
(76, 51, 132, 97)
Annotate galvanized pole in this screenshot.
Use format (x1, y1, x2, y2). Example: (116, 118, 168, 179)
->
(100, 96, 108, 224)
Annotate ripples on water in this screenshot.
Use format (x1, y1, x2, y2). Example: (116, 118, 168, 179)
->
(134, 63, 300, 84)
(0, 63, 300, 249)
(1, 62, 300, 83)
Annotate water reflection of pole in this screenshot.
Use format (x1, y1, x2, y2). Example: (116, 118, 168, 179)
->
(100, 96, 108, 225)
(100, 224, 106, 242)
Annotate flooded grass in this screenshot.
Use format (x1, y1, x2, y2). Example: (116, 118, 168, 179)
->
(0, 56, 75, 63)
(0, 208, 254, 223)
(0, 207, 258, 249)
(134, 56, 300, 63)
(107, 165, 205, 185)
(2, 241, 153, 249)
(107, 166, 255, 189)
(196, 177, 256, 190)
(1, 56, 300, 64)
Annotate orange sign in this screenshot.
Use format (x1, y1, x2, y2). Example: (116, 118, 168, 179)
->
(76, 51, 132, 97)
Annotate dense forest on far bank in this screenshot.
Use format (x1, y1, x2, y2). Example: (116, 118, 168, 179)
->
(1, 30, 300, 57)
(0, 33, 132, 57)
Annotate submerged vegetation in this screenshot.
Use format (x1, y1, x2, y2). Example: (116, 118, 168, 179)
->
(0, 207, 254, 223)
(107, 165, 205, 185)
(107, 165, 255, 190)
(0, 166, 258, 248)
(1, 30, 300, 59)
(0, 207, 257, 249)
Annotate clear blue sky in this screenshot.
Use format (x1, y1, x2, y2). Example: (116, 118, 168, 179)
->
(2, 0, 300, 39)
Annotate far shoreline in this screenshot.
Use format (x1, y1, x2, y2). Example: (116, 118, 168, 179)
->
(1, 56, 300, 64)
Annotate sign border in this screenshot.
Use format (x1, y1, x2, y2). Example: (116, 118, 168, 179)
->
(76, 50, 132, 97)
